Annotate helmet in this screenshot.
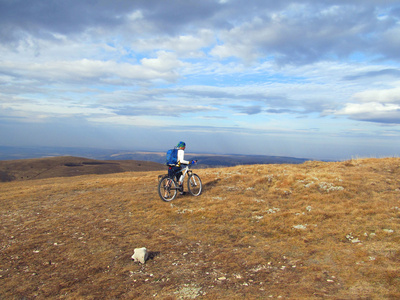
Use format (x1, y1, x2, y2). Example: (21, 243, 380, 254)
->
(177, 141, 186, 148)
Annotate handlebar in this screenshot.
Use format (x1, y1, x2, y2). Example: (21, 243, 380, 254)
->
(178, 160, 197, 169)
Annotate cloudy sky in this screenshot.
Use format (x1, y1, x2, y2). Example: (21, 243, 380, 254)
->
(1, 0, 400, 160)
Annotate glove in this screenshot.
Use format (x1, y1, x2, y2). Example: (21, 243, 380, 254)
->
(191, 160, 196, 164)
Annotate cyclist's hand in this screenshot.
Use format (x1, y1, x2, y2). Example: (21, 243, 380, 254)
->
(191, 160, 197, 164)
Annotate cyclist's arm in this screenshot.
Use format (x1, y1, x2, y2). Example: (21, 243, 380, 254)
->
(177, 149, 190, 165)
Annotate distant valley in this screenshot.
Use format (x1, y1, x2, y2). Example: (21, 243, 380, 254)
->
(0, 146, 314, 182)
(0, 145, 311, 167)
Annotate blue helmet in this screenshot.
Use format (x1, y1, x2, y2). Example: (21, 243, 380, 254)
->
(177, 141, 186, 148)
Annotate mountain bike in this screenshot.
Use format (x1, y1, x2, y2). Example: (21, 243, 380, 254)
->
(157, 162, 202, 202)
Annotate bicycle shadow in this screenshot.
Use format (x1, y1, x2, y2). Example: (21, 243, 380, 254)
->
(178, 179, 220, 197)
(203, 178, 221, 190)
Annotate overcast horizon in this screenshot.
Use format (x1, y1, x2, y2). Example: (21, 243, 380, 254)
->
(1, 0, 400, 160)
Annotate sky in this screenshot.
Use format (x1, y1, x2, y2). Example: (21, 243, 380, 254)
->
(1, 0, 400, 160)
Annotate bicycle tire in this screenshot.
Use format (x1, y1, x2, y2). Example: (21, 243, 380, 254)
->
(158, 176, 177, 201)
(187, 173, 202, 196)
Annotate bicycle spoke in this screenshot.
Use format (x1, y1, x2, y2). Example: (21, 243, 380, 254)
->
(187, 174, 202, 196)
(158, 176, 177, 201)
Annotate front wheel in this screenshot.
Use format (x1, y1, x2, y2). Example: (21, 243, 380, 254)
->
(187, 173, 202, 196)
(158, 176, 177, 201)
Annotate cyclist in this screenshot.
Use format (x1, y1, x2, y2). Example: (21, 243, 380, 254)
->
(168, 141, 188, 184)
(168, 141, 193, 191)
(159, 142, 201, 201)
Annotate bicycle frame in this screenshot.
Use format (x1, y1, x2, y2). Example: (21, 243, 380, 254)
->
(158, 164, 192, 188)
(177, 164, 192, 185)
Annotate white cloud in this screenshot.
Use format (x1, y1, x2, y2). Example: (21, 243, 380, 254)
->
(1, 99, 113, 123)
(140, 51, 183, 72)
(0, 56, 182, 84)
(335, 102, 400, 124)
(135, 30, 214, 57)
(334, 83, 400, 123)
(351, 86, 400, 104)
(339, 102, 400, 115)
(127, 10, 144, 21)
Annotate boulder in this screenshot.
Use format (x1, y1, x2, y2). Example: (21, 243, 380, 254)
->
(132, 247, 148, 264)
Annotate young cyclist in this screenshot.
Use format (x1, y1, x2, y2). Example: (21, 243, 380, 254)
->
(168, 141, 187, 185)
(168, 141, 196, 192)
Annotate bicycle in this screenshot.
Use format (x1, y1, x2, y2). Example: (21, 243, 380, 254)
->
(157, 162, 202, 202)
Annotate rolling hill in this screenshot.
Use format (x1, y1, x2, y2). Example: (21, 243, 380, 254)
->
(107, 151, 310, 167)
(0, 145, 311, 167)
(0, 153, 309, 183)
(1, 157, 399, 298)
(0, 156, 165, 182)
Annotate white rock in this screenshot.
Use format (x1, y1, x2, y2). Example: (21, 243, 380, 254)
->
(132, 247, 149, 264)
(218, 276, 226, 281)
(293, 224, 307, 230)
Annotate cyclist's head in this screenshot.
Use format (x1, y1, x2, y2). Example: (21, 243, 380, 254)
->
(177, 141, 186, 149)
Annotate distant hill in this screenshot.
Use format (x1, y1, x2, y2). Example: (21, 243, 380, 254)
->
(0, 146, 118, 161)
(0, 156, 165, 182)
(0, 152, 310, 182)
(102, 151, 311, 167)
(0, 146, 312, 167)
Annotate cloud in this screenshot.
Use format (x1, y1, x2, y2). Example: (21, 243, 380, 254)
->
(0, 52, 183, 84)
(209, 3, 395, 64)
(212, 4, 372, 64)
(133, 29, 214, 58)
(351, 86, 400, 104)
(112, 104, 217, 117)
(2, 1, 399, 64)
(336, 102, 400, 124)
(332, 83, 400, 124)
(230, 105, 263, 115)
(0, 1, 129, 43)
(343, 68, 400, 81)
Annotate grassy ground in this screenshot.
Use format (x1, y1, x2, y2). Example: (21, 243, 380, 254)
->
(1, 158, 399, 299)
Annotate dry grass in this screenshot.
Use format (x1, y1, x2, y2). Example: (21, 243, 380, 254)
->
(1, 158, 400, 299)
(0, 156, 164, 182)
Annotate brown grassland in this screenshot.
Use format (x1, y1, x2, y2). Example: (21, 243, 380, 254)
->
(0, 156, 164, 182)
(1, 157, 400, 299)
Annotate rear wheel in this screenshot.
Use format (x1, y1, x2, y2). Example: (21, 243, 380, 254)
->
(187, 174, 202, 196)
(158, 176, 177, 201)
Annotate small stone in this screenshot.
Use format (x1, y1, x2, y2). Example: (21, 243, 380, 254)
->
(132, 247, 149, 264)
(293, 224, 307, 230)
(218, 276, 226, 281)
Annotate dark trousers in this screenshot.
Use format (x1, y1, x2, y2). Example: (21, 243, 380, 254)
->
(168, 166, 182, 183)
